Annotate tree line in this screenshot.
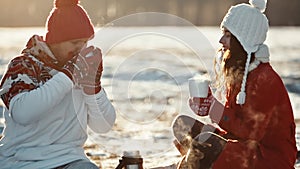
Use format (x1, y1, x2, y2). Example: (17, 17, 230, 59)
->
(0, 0, 299, 27)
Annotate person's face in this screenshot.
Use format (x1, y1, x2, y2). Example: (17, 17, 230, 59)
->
(219, 27, 231, 52)
(49, 38, 89, 65)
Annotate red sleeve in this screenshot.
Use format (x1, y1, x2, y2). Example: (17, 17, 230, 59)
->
(210, 70, 280, 141)
(0, 55, 39, 108)
(212, 140, 257, 169)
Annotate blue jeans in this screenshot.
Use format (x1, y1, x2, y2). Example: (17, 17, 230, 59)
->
(56, 159, 99, 169)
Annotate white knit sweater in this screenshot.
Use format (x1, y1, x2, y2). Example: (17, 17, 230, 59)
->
(0, 72, 116, 169)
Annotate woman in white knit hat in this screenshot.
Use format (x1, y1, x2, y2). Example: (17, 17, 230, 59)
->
(188, 0, 297, 168)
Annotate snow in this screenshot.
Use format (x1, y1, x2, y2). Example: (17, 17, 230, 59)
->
(0, 26, 300, 168)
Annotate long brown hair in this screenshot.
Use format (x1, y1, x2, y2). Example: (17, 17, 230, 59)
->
(214, 35, 254, 102)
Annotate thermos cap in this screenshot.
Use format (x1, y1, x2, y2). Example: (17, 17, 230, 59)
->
(123, 150, 141, 158)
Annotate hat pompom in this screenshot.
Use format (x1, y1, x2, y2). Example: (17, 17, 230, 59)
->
(249, 0, 267, 12)
(236, 91, 246, 105)
(55, 0, 79, 8)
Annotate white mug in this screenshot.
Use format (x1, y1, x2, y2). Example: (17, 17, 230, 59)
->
(188, 77, 210, 98)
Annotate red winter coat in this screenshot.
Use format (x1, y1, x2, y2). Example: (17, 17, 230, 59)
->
(211, 63, 297, 169)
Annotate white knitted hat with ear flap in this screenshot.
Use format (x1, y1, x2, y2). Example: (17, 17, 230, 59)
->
(220, 0, 269, 105)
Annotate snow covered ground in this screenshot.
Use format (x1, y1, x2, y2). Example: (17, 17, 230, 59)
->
(0, 26, 300, 168)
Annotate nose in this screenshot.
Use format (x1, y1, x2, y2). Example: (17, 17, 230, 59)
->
(219, 35, 225, 45)
(80, 43, 88, 51)
(77, 42, 88, 52)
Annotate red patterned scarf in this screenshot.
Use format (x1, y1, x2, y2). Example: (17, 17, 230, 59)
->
(0, 35, 61, 108)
